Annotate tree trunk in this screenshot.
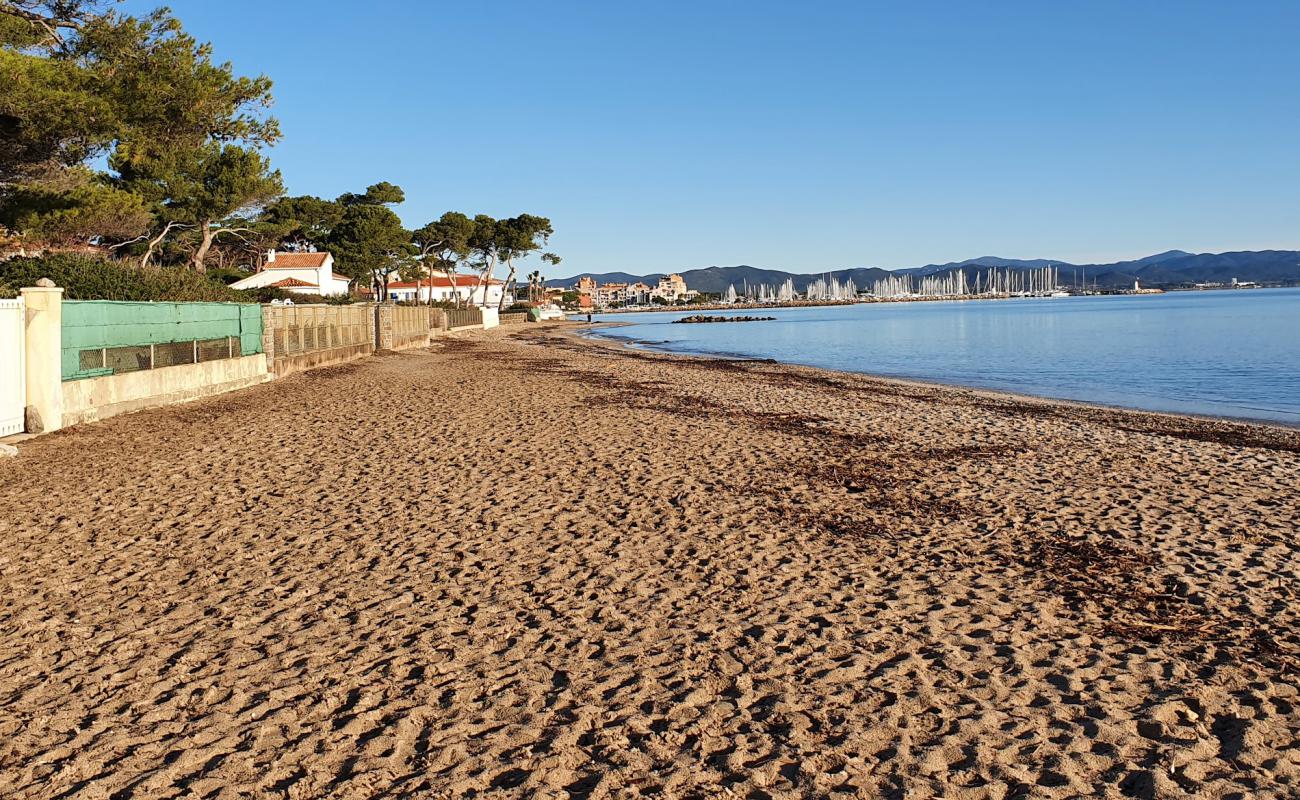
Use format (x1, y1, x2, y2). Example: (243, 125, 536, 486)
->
(498, 258, 517, 312)
(141, 222, 180, 270)
(191, 219, 213, 272)
(443, 264, 461, 309)
(472, 254, 496, 308)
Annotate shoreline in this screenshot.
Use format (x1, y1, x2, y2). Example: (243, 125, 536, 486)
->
(574, 282, 1298, 315)
(2, 324, 1297, 797)
(576, 321, 1300, 436)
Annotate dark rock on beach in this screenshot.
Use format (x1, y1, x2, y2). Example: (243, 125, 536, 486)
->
(674, 314, 777, 324)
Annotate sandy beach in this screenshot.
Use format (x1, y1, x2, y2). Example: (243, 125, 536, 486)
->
(1, 323, 1297, 799)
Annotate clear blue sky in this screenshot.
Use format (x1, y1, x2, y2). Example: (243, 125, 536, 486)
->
(124, 0, 1300, 276)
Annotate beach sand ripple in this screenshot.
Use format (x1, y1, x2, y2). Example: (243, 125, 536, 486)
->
(1, 325, 1296, 798)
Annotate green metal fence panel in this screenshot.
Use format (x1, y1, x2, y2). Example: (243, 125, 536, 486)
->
(62, 300, 264, 381)
(239, 304, 264, 356)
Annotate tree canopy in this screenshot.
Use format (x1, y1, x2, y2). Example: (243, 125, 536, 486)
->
(1, 0, 280, 267)
(0, 3, 559, 293)
(328, 187, 412, 298)
(1, 2, 277, 183)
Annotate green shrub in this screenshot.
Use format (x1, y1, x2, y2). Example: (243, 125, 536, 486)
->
(240, 284, 356, 305)
(0, 253, 244, 302)
(207, 266, 255, 286)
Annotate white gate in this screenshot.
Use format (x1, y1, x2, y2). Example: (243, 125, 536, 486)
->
(0, 298, 25, 436)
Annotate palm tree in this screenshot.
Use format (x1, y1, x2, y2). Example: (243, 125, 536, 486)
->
(525, 270, 540, 303)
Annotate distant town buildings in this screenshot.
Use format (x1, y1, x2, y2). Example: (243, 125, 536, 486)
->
(575, 273, 696, 308)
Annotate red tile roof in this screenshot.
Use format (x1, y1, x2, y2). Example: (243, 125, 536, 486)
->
(268, 277, 318, 288)
(266, 252, 330, 268)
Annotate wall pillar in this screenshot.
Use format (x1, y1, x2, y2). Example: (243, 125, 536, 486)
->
(261, 305, 276, 364)
(375, 304, 394, 351)
(21, 280, 63, 433)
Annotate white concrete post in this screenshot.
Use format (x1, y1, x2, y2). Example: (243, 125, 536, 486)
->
(21, 279, 63, 433)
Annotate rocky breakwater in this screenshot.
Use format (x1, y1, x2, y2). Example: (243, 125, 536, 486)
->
(673, 314, 776, 324)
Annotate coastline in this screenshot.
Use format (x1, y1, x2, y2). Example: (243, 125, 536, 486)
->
(574, 282, 1295, 316)
(579, 320, 1300, 436)
(2, 323, 1297, 797)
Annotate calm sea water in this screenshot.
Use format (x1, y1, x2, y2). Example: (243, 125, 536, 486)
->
(590, 288, 1300, 425)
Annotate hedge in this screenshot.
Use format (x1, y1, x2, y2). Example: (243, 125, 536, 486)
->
(0, 254, 362, 305)
(0, 254, 247, 302)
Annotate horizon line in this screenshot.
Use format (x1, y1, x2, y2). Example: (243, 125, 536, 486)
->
(549, 246, 1300, 282)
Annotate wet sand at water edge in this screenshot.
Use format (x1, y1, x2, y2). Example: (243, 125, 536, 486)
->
(1, 323, 1298, 799)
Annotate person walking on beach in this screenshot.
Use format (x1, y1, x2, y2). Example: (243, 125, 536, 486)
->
(586, 313, 592, 324)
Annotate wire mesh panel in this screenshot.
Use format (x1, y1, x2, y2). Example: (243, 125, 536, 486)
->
(153, 341, 195, 368)
(265, 304, 376, 365)
(391, 306, 429, 347)
(445, 307, 484, 328)
(105, 345, 152, 373)
(197, 337, 234, 363)
(79, 349, 107, 374)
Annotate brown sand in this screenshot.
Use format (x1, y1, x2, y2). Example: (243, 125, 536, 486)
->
(1, 324, 1297, 799)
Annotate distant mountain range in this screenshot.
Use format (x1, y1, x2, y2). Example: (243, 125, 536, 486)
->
(548, 250, 1300, 293)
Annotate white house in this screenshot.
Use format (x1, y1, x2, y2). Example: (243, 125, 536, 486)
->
(229, 251, 352, 297)
(386, 275, 506, 307)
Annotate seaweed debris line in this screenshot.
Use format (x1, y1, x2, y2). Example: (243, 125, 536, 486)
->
(674, 314, 776, 324)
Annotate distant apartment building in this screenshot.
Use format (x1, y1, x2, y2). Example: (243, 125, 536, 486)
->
(651, 273, 689, 302)
(593, 282, 629, 306)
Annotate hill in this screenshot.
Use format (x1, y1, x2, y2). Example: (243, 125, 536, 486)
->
(549, 250, 1300, 292)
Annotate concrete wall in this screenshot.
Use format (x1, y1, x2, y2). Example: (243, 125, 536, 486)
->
(268, 342, 374, 378)
(62, 353, 270, 426)
(9, 284, 509, 437)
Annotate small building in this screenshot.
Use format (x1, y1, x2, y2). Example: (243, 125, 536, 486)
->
(229, 251, 352, 297)
(385, 275, 506, 307)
